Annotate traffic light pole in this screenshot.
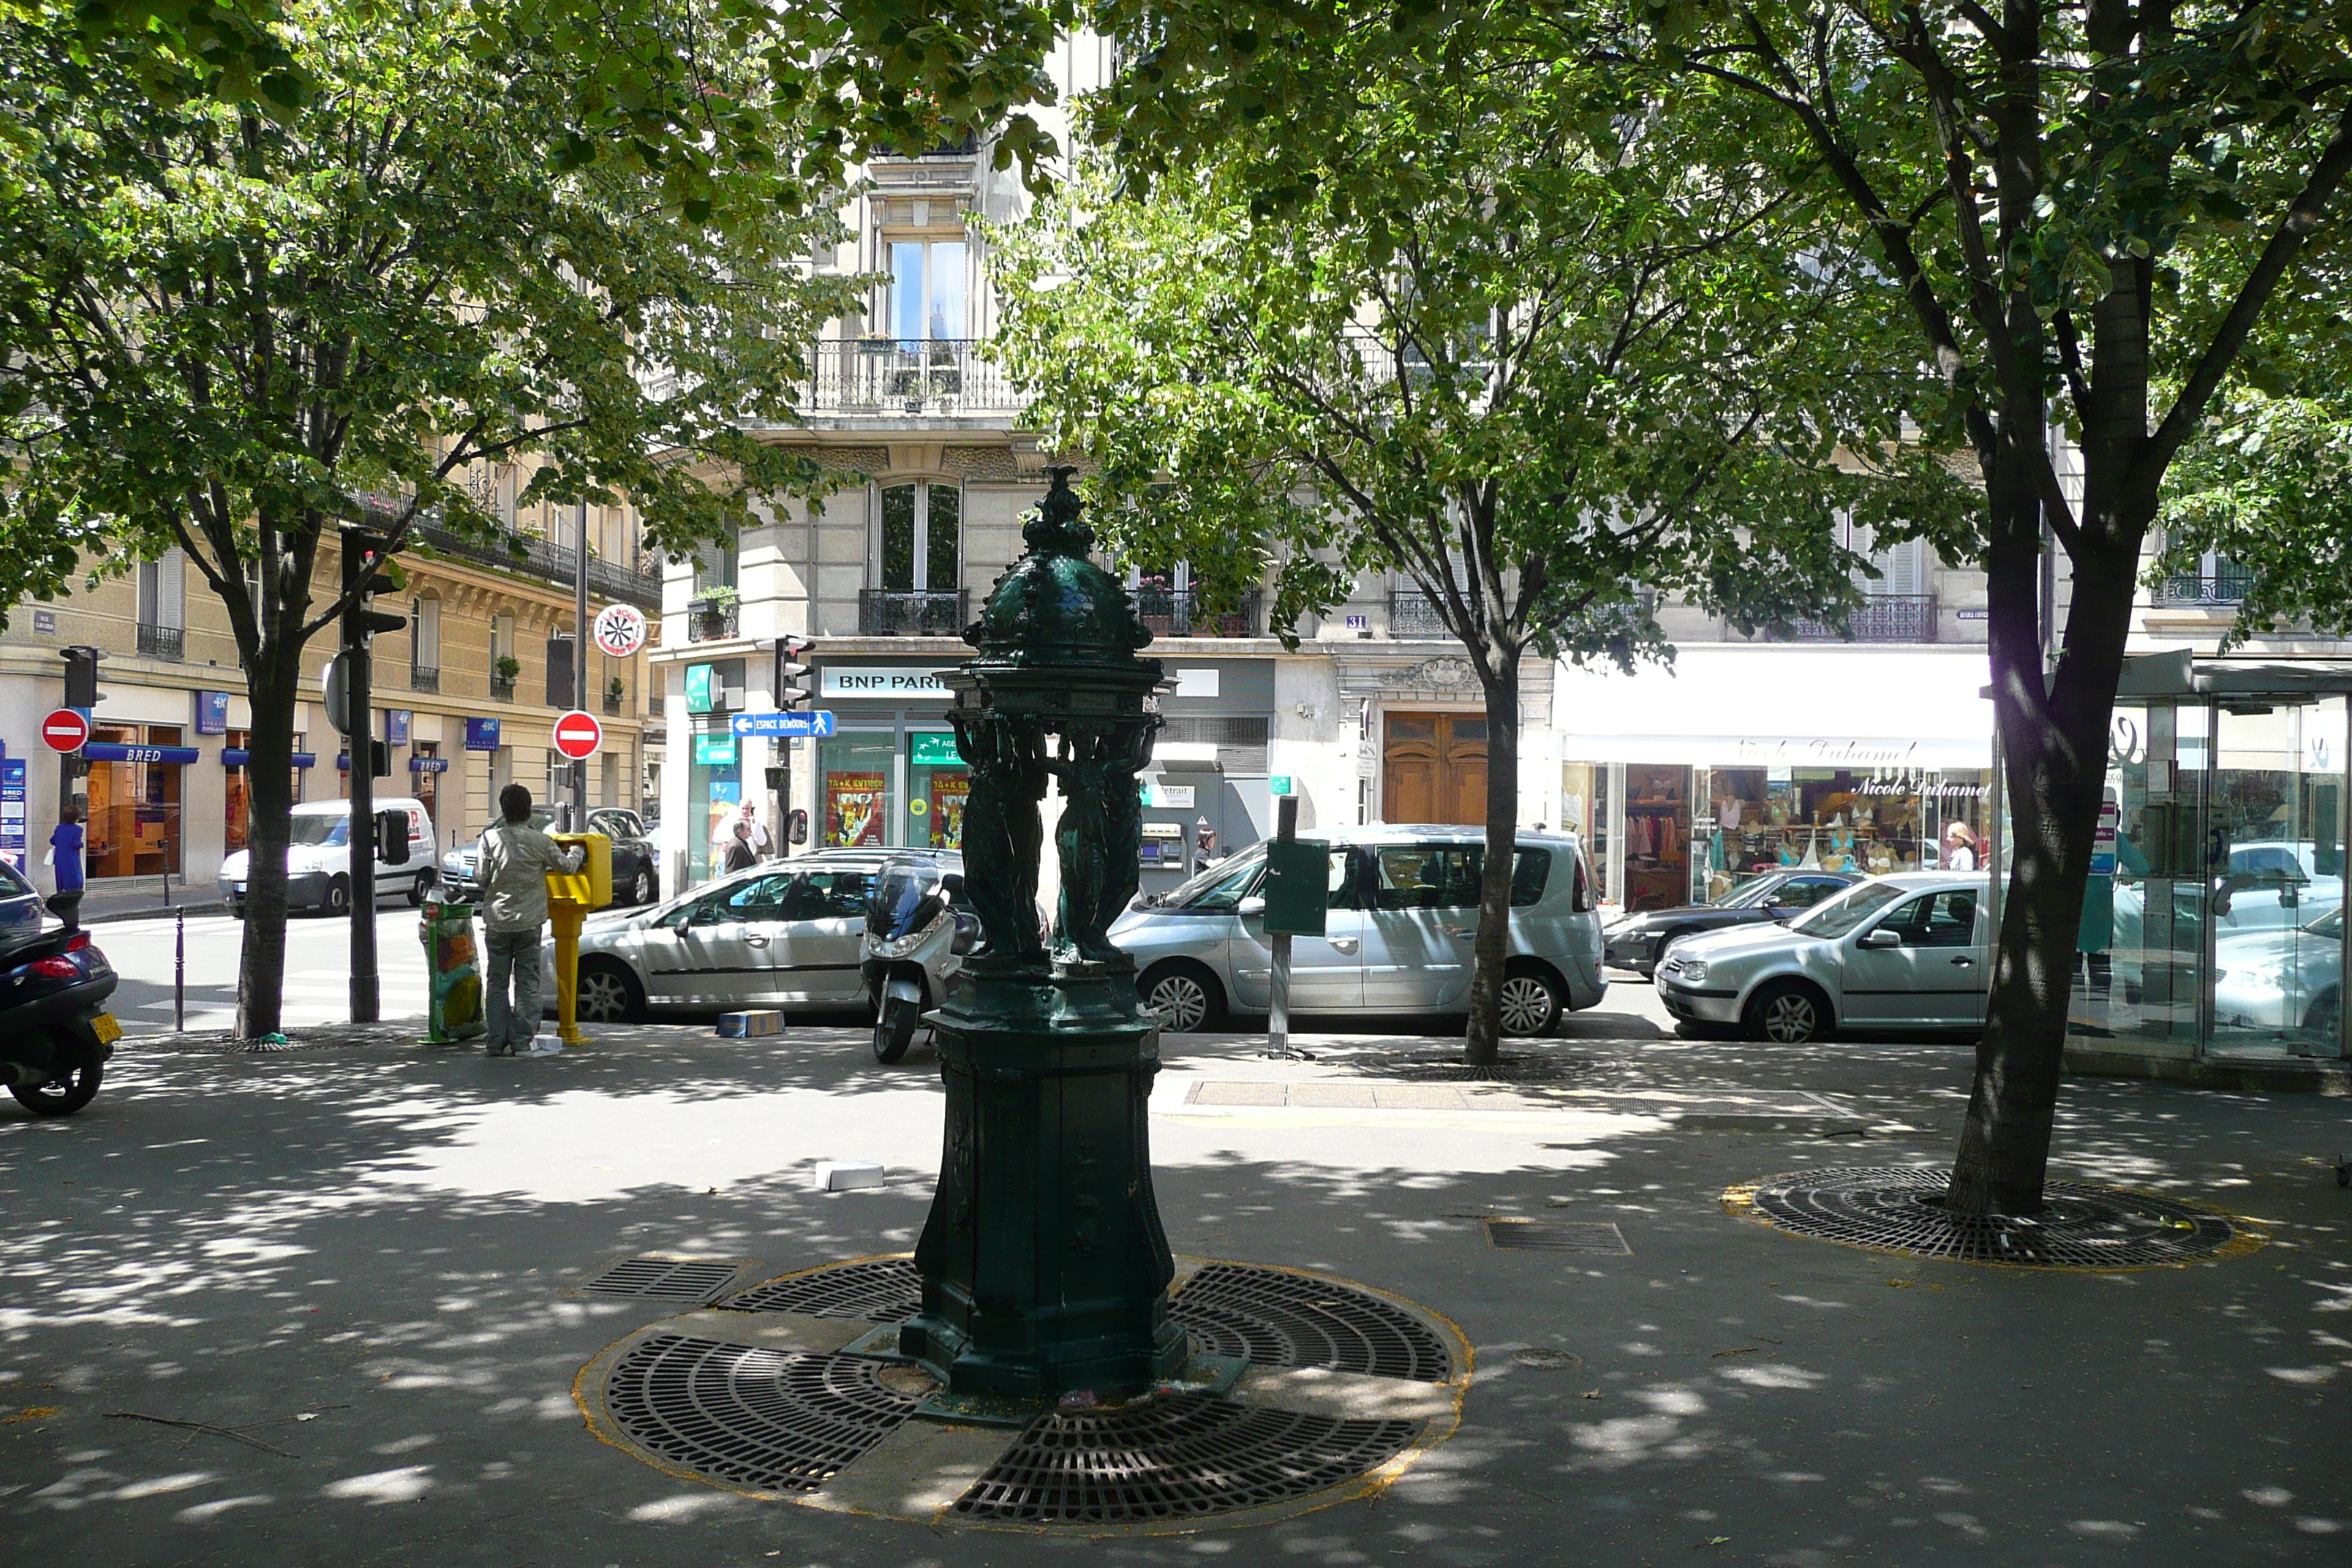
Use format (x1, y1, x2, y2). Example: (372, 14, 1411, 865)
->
(574, 501, 590, 829)
(345, 586, 379, 1027)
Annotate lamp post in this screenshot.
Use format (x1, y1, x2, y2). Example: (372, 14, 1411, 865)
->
(897, 469, 1186, 1400)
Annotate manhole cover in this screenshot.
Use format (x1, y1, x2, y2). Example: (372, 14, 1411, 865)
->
(1483, 1219, 1632, 1255)
(724, 1257, 921, 1319)
(1732, 1166, 2257, 1268)
(603, 1334, 916, 1492)
(578, 1255, 751, 1303)
(950, 1393, 1421, 1524)
(1354, 1049, 1618, 1085)
(1509, 1348, 1583, 1369)
(1172, 1264, 1454, 1383)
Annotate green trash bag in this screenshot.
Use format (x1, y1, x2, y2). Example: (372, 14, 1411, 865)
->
(419, 896, 486, 1043)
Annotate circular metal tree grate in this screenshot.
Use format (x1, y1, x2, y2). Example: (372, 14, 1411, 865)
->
(603, 1334, 917, 1493)
(723, 1257, 921, 1320)
(1173, 1264, 1454, 1383)
(1352, 1048, 1620, 1085)
(1733, 1166, 2256, 1268)
(950, 1393, 1421, 1525)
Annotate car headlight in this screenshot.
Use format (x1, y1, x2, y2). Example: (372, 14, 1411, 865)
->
(1675, 959, 1708, 984)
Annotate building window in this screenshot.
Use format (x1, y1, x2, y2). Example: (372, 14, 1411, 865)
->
(880, 482, 960, 594)
(410, 594, 441, 691)
(692, 535, 737, 598)
(137, 549, 186, 660)
(889, 239, 967, 342)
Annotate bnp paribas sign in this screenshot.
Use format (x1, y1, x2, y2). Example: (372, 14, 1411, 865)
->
(820, 666, 952, 698)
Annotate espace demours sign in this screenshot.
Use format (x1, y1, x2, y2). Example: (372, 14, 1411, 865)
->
(820, 666, 952, 700)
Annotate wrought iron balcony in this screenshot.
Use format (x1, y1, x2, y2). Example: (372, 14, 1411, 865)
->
(1387, 589, 1455, 638)
(2152, 568, 2253, 606)
(137, 622, 185, 661)
(1133, 586, 1261, 638)
(603, 691, 624, 716)
(490, 668, 517, 701)
(859, 589, 969, 636)
(410, 665, 440, 693)
(806, 339, 1025, 414)
(411, 521, 661, 611)
(687, 598, 741, 642)
(1787, 594, 1939, 643)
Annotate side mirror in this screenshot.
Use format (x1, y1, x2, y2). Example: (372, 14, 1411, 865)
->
(1857, 927, 1901, 949)
(1236, 895, 1267, 917)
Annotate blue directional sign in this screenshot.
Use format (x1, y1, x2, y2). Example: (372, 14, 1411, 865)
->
(731, 710, 838, 739)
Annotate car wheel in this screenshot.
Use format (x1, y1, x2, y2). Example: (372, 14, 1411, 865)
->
(407, 869, 434, 908)
(227, 898, 246, 921)
(631, 864, 657, 905)
(320, 875, 352, 918)
(1746, 979, 1828, 1044)
(2303, 987, 2339, 1044)
(10, 1052, 102, 1116)
(1499, 966, 1564, 1036)
(576, 960, 646, 1024)
(1139, 962, 1225, 1033)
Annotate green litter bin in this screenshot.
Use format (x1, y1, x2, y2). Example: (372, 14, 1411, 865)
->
(419, 894, 487, 1044)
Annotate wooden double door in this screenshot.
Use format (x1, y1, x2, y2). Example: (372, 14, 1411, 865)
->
(1382, 712, 1488, 825)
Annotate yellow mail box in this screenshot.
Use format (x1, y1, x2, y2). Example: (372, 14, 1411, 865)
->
(547, 832, 612, 910)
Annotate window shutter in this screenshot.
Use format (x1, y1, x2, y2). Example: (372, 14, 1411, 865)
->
(161, 548, 186, 627)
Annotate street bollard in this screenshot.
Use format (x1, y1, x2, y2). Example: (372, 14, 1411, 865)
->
(546, 832, 611, 1046)
(174, 908, 184, 1032)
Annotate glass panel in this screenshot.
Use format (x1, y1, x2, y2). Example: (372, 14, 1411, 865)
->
(925, 484, 960, 594)
(926, 241, 965, 339)
(2206, 698, 2345, 1059)
(891, 241, 924, 342)
(881, 484, 916, 592)
(818, 734, 895, 848)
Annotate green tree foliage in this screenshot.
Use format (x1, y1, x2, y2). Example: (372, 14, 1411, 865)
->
(1088, 0, 2352, 1207)
(995, 56, 1972, 1062)
(0, 0, 1047, 1036)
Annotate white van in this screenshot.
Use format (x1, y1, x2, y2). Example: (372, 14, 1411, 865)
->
(218, 797, 437, 917)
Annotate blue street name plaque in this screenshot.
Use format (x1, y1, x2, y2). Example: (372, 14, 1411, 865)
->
(729, 710, 838, 739)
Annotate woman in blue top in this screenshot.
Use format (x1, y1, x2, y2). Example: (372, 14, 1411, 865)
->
(48, 804, 84, 932)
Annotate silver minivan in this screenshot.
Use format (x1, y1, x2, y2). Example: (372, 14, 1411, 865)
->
(1108, 826, 1606, 1033)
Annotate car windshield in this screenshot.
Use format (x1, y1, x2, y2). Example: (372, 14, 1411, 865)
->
(1711, 873, 1787, 910)
(1788, 879, 1908, 938)
(1161, 849, 1267, 911)
(2305, 906, 2344, 938)
(287, 814, 350, 847)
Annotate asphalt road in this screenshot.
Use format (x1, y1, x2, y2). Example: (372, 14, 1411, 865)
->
(91, 905, 433, 1037)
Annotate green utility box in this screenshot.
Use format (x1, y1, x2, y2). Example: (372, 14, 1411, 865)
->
(1260, 837, 1331, 936)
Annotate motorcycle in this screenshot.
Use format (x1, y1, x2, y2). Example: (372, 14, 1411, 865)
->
(861, 855, 977, 1065)
(1, 927, 121, 1115)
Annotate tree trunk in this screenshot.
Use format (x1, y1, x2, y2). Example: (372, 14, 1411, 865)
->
(235, 650, 302, 1041)
(1461, 649, 1522, 1068)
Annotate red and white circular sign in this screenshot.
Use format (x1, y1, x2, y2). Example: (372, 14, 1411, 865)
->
(551, 709, 603, 761)
(39, 708, 90, 754)
(592, 603, 648, 658)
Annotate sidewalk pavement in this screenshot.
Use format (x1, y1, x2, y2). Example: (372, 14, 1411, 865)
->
(1, 1022, 2345, 1566)
(52, 878, 224, 926)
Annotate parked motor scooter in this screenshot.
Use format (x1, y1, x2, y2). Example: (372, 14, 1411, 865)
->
(861, 854, 976, 1064)
(1, 927, 121, 1115)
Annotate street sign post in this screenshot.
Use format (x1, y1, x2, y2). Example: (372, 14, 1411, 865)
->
(39, 709, 90, 754)
(730, 710, 837, 739)
(592, 603, 649, 658)
(552, 709, 603, 762)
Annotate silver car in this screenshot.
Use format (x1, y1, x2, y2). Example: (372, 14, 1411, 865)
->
(1109, 826, 1607, 1034)
(557, 849, 891, 1022)
(1654, 871, 1990, 1043)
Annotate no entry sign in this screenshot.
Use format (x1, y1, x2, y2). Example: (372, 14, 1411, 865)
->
(551, 709, 603, 761)
(39, 708, 90, 754)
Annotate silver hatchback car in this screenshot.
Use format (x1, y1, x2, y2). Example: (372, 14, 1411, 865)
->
(1109, 826, 1607, 1033)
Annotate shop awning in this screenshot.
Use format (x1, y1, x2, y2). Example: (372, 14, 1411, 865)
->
(221, 750, 317, 769)
(1553, 645, 1996, 769)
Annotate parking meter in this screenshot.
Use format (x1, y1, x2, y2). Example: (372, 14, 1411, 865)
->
(546, 832, 612, 1045)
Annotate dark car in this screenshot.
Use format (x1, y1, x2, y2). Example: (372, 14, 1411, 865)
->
(440, 806, 662, 906)
(1602, 870, 1860, 976)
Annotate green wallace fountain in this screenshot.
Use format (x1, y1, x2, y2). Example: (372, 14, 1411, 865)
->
(897, 468, 1189, 1399)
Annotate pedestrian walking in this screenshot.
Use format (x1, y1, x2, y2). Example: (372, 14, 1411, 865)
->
(46, 804, 84, 932)
(477, 784, 586, 1058)
(721, 818, 758, 873)
(1942, 821, 1980, 871)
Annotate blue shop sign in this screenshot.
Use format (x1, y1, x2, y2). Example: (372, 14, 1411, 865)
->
(386, 709, 410, 745)
(194, 690, 230, 734)
(222, 750, 318, 769)
(83, 742, 200, 766)
(465, 717, 501, 752)
(410, 756, 449, 773)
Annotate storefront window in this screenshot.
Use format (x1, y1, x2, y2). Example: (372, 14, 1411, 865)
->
(819, 733, 894, 848)
(86, 723, 184, 878)
(225, 728, 251, 853)
(688, 727, 741, 882)
(907, 731, 968, 848)
(413, 741, 440, 832)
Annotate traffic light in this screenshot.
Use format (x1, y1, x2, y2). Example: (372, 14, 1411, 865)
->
(376, 809, 410, 866)
(340, 528, 407, 645)
(59, 646, 102, 709)
(370, 739, 391, 777)
(775, 634, 815, 709)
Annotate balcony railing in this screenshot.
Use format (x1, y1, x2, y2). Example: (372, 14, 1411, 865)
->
(412, 521, 661, 611)
(2152, 569, 2253, 606)
(137, 622, 185, 661)
(1134, 587, 1261, 638)
(490, 669, 517, 701)
(1388, 589, 1454, 638)
(859, 588, 969, 636)
(687, 598, 741, 642)
(603, 691, 624, 716)
(805, 339, 1025, 415)
(410, 665, 440, 693)
(1786, 594, 1939, 644)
